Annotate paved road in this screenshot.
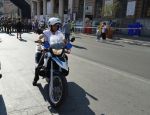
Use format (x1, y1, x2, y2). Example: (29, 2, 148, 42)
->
(0, 32, 150, 115)
(71, 33, 150, 79)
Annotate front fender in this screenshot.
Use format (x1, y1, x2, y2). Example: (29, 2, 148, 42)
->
(52, 57, 68, 70)
(53, 71, 64, 76)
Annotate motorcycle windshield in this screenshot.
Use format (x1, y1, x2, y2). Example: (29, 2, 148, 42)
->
(50, 35, 65, 49)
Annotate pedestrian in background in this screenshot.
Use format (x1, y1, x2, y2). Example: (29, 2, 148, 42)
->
(32, 20, 35, 32)
(59, 23, 63, 32)
(11, 18, 16, 32)
(0, 18, 2, 31)
(101, 22, 107, 43)
(72, 21, 74, 32)
(63, 20, 71, 43)
(34, 19, 39, 34)
(0, 18, 4, 32)
(40, 20, 45, 31)
(4, 17, 7, 33)
(70, 20, 73, 33)
(16, 18, 22, 38)
(6, 17, 12, 34)
(28, 19, 32, 32)
(109, 20, 114, 27)
(96, 28, 101, 42)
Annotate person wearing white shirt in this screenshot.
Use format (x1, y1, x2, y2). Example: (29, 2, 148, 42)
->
(101, 22, 107, 42)
(33, 17, 67, 86)
(96, 28, 101, 42)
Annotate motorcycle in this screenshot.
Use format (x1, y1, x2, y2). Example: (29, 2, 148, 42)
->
(35, 30, 75, 108)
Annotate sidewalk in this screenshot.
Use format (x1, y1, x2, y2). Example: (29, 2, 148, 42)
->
(71, 33, 150, 47)
(110, 34, 150, 47)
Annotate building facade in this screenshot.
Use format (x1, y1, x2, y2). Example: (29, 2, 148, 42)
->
(31, 0, 73, 22)
(72, 0, 150, 21)
(0, 0, 4, 18)
(31, 0, 150, 24)
(1, 0, 150, 21)
(70, 0, 150, 29)
(3, 0, 10, 18)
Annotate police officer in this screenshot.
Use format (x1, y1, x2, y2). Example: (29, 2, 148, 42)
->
(1, 18, 4, 32)
(21, 18, 25, 32)
(24, 17, 28, 32)
(4, 17, 7, 33)
(7, 17, 12, 34)
(12, 18, 16, 32)
(0, 18, 2, 31)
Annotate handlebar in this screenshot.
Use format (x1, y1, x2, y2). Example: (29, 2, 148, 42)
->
(34, 41, 44, 43)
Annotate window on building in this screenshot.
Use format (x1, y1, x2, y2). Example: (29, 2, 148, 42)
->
(142, 0, 150, 18)
(40, 1, 43, 15)
(94, 0, 103, 18)
(116, 0, 127, 18)
(78, 0, 84, 18)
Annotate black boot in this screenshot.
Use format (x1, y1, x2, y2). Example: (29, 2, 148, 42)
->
(32, 75, 39, 86)
(32, 79, 38, 86)
(32, 69, 39, 86)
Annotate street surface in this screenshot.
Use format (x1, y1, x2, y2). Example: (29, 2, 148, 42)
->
(0, 32, 150, 115)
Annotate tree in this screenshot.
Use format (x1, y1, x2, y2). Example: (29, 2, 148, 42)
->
(100, 1, 120, 19)
(147, 7, 150, 17)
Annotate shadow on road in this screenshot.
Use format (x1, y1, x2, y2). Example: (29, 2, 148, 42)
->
(0, 31, 6, 33)
(47, 82, 97, 115)
(105, 42, 124, 47)
(71, 35, 82, 39)
(72, 44, 87, 50)
(28, 32, 33, 34)
(36, 82, 98, 115)
(9, 34, 15, 36)
(19, 38, 27, 42)
(0, 95, 7, 115)
(36, 83, 49, 102)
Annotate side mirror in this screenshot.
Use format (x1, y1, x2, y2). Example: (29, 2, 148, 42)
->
(66, 43, 72, 49)
(44, 42, 50, 49)
(70, 37, 75, 42)
(37, 29, 43, 35)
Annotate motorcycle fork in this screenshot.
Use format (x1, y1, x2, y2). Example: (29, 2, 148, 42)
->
(50, 59, 53, 92)
(49, 58, 62, 92)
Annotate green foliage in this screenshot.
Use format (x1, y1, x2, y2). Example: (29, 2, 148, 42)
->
(100, 1, 120, 18)
(147, 7, 150, 16)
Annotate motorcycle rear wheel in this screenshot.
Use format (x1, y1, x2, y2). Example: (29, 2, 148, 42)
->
(48, 75, 68, 108)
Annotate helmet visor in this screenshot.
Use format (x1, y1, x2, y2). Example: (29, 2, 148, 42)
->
(54, 23, 60, 26)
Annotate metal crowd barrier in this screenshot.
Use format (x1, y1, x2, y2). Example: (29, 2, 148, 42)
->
(72, 26, 150, 36)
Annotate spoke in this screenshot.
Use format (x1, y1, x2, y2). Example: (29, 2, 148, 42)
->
(50, 76, 63, 103)
(55, 92, 57, 101)
(56, 95, 59, 101)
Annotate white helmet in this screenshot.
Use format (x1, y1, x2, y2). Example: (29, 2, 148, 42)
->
(48, 17, 61, 26)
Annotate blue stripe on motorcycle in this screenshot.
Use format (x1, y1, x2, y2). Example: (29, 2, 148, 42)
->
(53, 57, 63, 65)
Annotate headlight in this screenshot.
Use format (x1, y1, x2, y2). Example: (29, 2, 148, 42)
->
(52, 49, 63, 55)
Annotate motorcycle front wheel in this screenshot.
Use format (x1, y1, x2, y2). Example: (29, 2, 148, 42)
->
(48, 75, 68, 108)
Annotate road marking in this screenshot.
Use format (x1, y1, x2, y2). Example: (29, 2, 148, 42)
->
(70, 54, 150, 84)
